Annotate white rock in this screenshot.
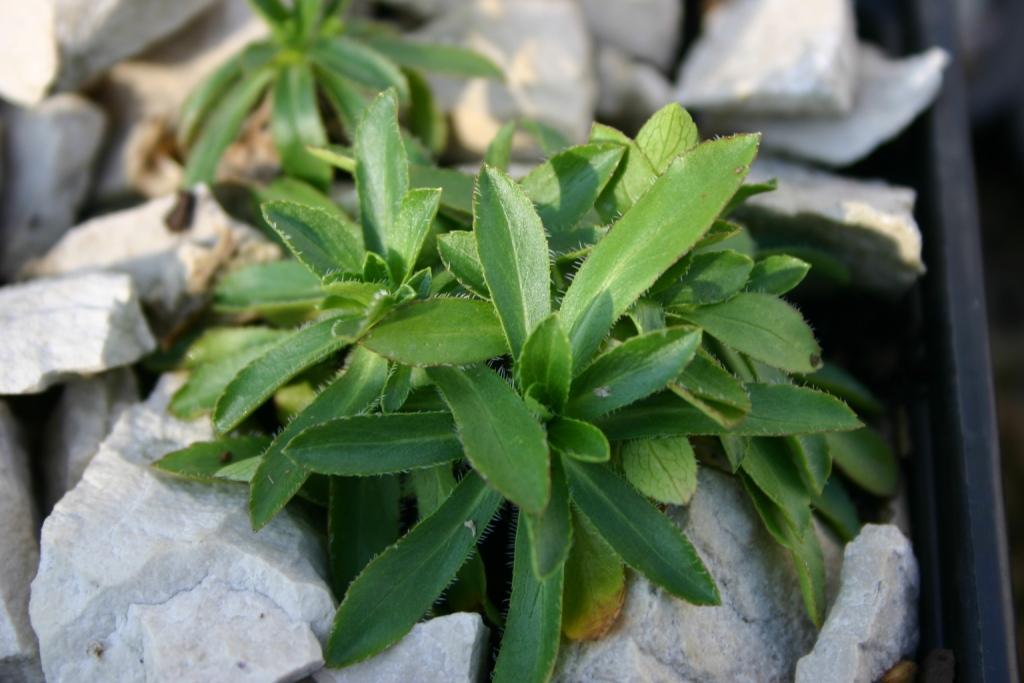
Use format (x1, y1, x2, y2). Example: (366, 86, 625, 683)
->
(314, 613, 490, 683)
(596, 46, 674, 130)
(0, 0, 220, 106)
(718, 44, 950, 166)
(417, 0, 596, 158)
(580, 0, 683, 70)
(795, 524, 919, 683)
(678, 0, 858, 116)
(29, 396, 336, 682)
(554, 468, 842, 683)
(0, 94, 106, 277)
(0, 273, 155, 395)
(92, 0, 268, 200)
(41, 368, 139, 509)
(23, 186, 279, 329)
(0, 403, 45, 683)
(740, 157, 925, 294)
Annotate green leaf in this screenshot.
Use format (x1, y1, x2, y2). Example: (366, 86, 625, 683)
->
(247, 0, 290, 26)
(813, 476, 861, 542)
(798, 362, 884, 415)
(405, 68, 447, 155)
(329, 475, 401, 595)
(520, 119, 572, 156)
(516, 314, 572, 411)
(621, 437, 698, 506)
(361, 35, 503, 79)
(214, 314, 358, 433)
(250, 347, 389, 529)
(178, 44, 257, 147)
(547, 417, 610, 463)
(474, 165, 552, 357)
(670, 349, 751, 427)
(214, 261, 324, 316)
(740, 437, 812, 533)
(787, 434, 831, 495)
(723, 178, 778, 215)
(524, 456, 572, 579)
(567, 328, 701, 420)
(171, 340, 283, 419)
(306, 144, 355, 175)
(675, 293, 822, 374)
(485, 120, 517, 170)
(354, 89, 409, 255)
(746, 254, 811, 295)
(181, 327, 286, 368)
(560, 135, 760, 366)
(493, 516, 564, 683)
(326, 472, 502, 666)
(387, 187, 442, 282)
(635, 103, 699, 174)
(589, 123, 658, 221)
(271, 63, 331, 188)
(361, 299, 507, 366)
(311, 37, 409, 103)
(666, 250, 754, 306)
(565, 459, 718, 605)
(595, 383, 862, 440)
(411, 165, 474, 216)
(627, 299, 666, 335)
(153, 435, 270, 482)
(286, 412, 462, 475)
(519, 143, 625, 252)
(562, 510, 625, 641)
(381, 364, 413, 412)
(429, 365, 550, 514)
(183, 67, 274, 186)
(436, 231, 489, 297)
(315, 66, 368, 135)
(263, 201, 363, 277)
(826, 427, 899, 497)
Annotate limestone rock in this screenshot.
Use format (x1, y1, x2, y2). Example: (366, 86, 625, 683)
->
(795, 525, 919, 683)
(737, 157, 925, 295)
(313, 613, 490, 683)
(0, 94, 106, 277)
(580, 0, 682, 70)
(29, 395, 336, 682)
(416, 0, 596, 158)
(678, 0, 858, 116)
(41, 368, 139, 509)
(554, 468, 842, 683)
(23, 186, 279, 330)
(718, 45, 949, 166)
(596, 46, 673, 131)
(0, 273, 155, 395)
(0, 403, 44, 683)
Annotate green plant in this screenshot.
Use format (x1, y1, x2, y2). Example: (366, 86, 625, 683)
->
(178, 0, 501, 189)
(157, 98, 898, 681)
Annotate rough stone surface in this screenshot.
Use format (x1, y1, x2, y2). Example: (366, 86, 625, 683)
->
(23, 185, 279, 330)
(0, 94, 106, 277)
(41, 368, 139, 509)
(93, 0, 268, 199)
(677, 0, 857, 116)
(596, 46, 673, 131)
(29, 392, 336, 682)
(718, 44, 950, 166)
(313, 613, 490, 683)
(417, 0, 595, 157)
(795, 525, 919, 683)
(0, 403, 45, 683)
(554, 468, 842, 683)
(738, 157, 925, 295)
(0, 272, 155, 395)
(580, 0, 682, 70)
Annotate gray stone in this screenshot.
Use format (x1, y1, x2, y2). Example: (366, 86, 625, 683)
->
(596, 46, 673, 131)
(795, 524, 919, 683)
(554, 468, 842, 683)
(738, 157, 925, 295)
(580, 0, 683, 70)
(29, 394, 336, 682)
(0, 403, 45, 683)
(313, 613, 490, 683)
(41, 368, 139, 509)
(0, 272, 155, 395)
(0, 94, 106, 277)
(677, 0, 858, 116)
(416, 0, 596, 158)
(23, 186, 279, 330)
(717, 44, 949, 167)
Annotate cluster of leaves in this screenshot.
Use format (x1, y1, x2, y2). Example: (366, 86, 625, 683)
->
(179, 0, 501, 189)
(156, 95, 899, 681)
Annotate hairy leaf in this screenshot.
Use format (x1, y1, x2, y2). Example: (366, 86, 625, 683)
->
(589, 123, 658, 221)
(524, 456, 572, 579)
(621, 437, 698, 506)
(171, 341, 283, 419)
(547, 417, 610, 463)
(405, 68, 447, 155)
(411, 165, 474, 216)
(826, 427, 899, 497)
(787, 434, 831, 495)
(799, 362, 884, 415)
(263, 200, 363, 276)
(741, 437, 812, 533)
(329, 475, 401, 595)
(154, 435, 270, 482)
(562, 510, 625, 641)
(485, 120, 517, 170)
(746, 254, 811, 295)
(670, 349, 750, 427)
(635, 103, 699, 174)
(387, 187, 442, 282)
(271, 63, 331, 188)
(354, 89, 409, 255)
(666, 250, 754, 306)
(517, 314, 572, 411)
(813, 476, 861, 542)
(436, 231, 489, 297)
(214, 261, 324, 315)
